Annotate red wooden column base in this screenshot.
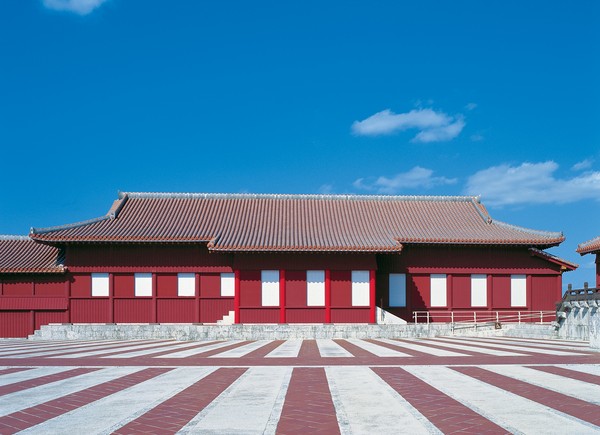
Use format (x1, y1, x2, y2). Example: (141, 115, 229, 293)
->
(234, 270, 240, 324)
(369, 270, 376, 323)
(325, 270, 331, 323)
(279, 270, 286, 323)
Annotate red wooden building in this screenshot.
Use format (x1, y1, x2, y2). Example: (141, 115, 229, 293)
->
(576, 236, 600, 287)
(0, 192, 577, 337)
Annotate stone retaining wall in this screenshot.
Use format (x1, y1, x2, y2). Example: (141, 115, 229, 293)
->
(556, 306, 600, 350)
(30, 322, 549, 341)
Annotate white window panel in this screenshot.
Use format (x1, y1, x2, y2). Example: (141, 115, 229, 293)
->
(91, 273, 109, 297)
(389, 273, 406, 307)
(352, 270, 370, 307)
(135, 273, 153, 297)
(511, 275, 527, 307)
(261, 270, 280, 306)
(221, 273, 235, 297)
(307, 270, 325, 306)
(471, 274, 487, 307)
(178, 273, 195, 297)
(430, 274, 447, 307)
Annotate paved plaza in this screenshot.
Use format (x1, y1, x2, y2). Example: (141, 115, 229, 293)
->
(0, 336, 598, 434)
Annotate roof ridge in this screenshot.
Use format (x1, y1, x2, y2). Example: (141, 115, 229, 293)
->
(31, 215, 111, 235)
(492, 220, 564, 239)
(528, 248, 578, 270)
(0, 235, 32, 241)
(577, 235, 600, 254)
(122, 191, 480, 202)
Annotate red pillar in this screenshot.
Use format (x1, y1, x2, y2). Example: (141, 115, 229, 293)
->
(526, 275, 532, 312)
(325, 269, 331, 323)
(109, 273, 114, 323)
(195, 273, 201, 323)
(279, 270, 286, 323)
(487, 274, 493, 311)
(234, 270, 240, 324)
(447, 274, 453, 310)
(65, 278, 71, 324)
(596, 256, 600, 288)
(369, 270, 376, 323)
(151, 273, 158, 323)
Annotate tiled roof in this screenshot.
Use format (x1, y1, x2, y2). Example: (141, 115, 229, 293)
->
(0, 236, 65, 273)
(30, 192, 565, 252)
(576, 236, 600, 255)
(528, 248, 578, 270)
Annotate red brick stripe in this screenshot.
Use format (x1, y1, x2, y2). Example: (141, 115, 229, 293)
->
(373, 367, 507, 434)
(388, 338, 484, 356)
(0, 367, 99, 396)
(114, 368, 246, 434)
(333, 339, 372, 357)
(528, 365, 600, 385)
(103, 340, 226, 360)
(277, 368, 340, 435)
(198, 341, 255, 358)
(0, 340, 152, 358)
(242, 340, 285, 358)
(0, 367, 171, 434)
(297, 340, 320, 359)
(366, 339, 441, 357)
(452, 366, 600, 426)
(0, 367, 32, 377)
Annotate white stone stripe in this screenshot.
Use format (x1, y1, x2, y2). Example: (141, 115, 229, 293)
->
(17, 367, 217, 435)
(432, 337, 587, 356)
(109, 341, 217, 359)
(556, 364, 600, 377)
(492, 336, 589, 347)
(345, 339, 412, 357)
(49, 340, 179, 359)
(265, 339, 302, 358)
(179, 366, 292, 434)
(459, 337, 591, 352)
(404, 365, 599, 434)
(0, 340, 110, 352)
(209, 340, 272, 358)
(422, 338, 525, 356)
(317, 339, 353, 357)
(375, 338, 467, 357)
(482, 365, 600, 405)
(326, 366, 439, 435)
(157, 340, 244, 358)
(0, 367, 142, 417)
(0, 340, 146, 358)
(0, 367, 75, 387)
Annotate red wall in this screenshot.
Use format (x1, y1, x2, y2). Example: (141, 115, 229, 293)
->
(0, 244, 572, 336)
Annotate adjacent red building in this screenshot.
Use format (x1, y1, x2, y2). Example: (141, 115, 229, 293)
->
(0, 192, 577, 337)
(576, 236, 600, 287)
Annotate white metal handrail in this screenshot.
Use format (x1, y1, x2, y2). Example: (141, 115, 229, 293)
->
(412, 310, 555, 325)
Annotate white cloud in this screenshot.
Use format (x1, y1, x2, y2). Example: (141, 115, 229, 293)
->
(470, 133, 484, 142)
(318, 184, 334, 194)
(572, 159, 593, 171)
(43, 0, 109, 15)
(464, 161, 600, 207)
(351, 108, 465, 143)
(413, 115, 465, 143)
(465, 103, 478, 111)
(354, 166, 457, 194)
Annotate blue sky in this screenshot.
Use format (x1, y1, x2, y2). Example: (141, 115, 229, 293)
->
(0, 0, 598, 289)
